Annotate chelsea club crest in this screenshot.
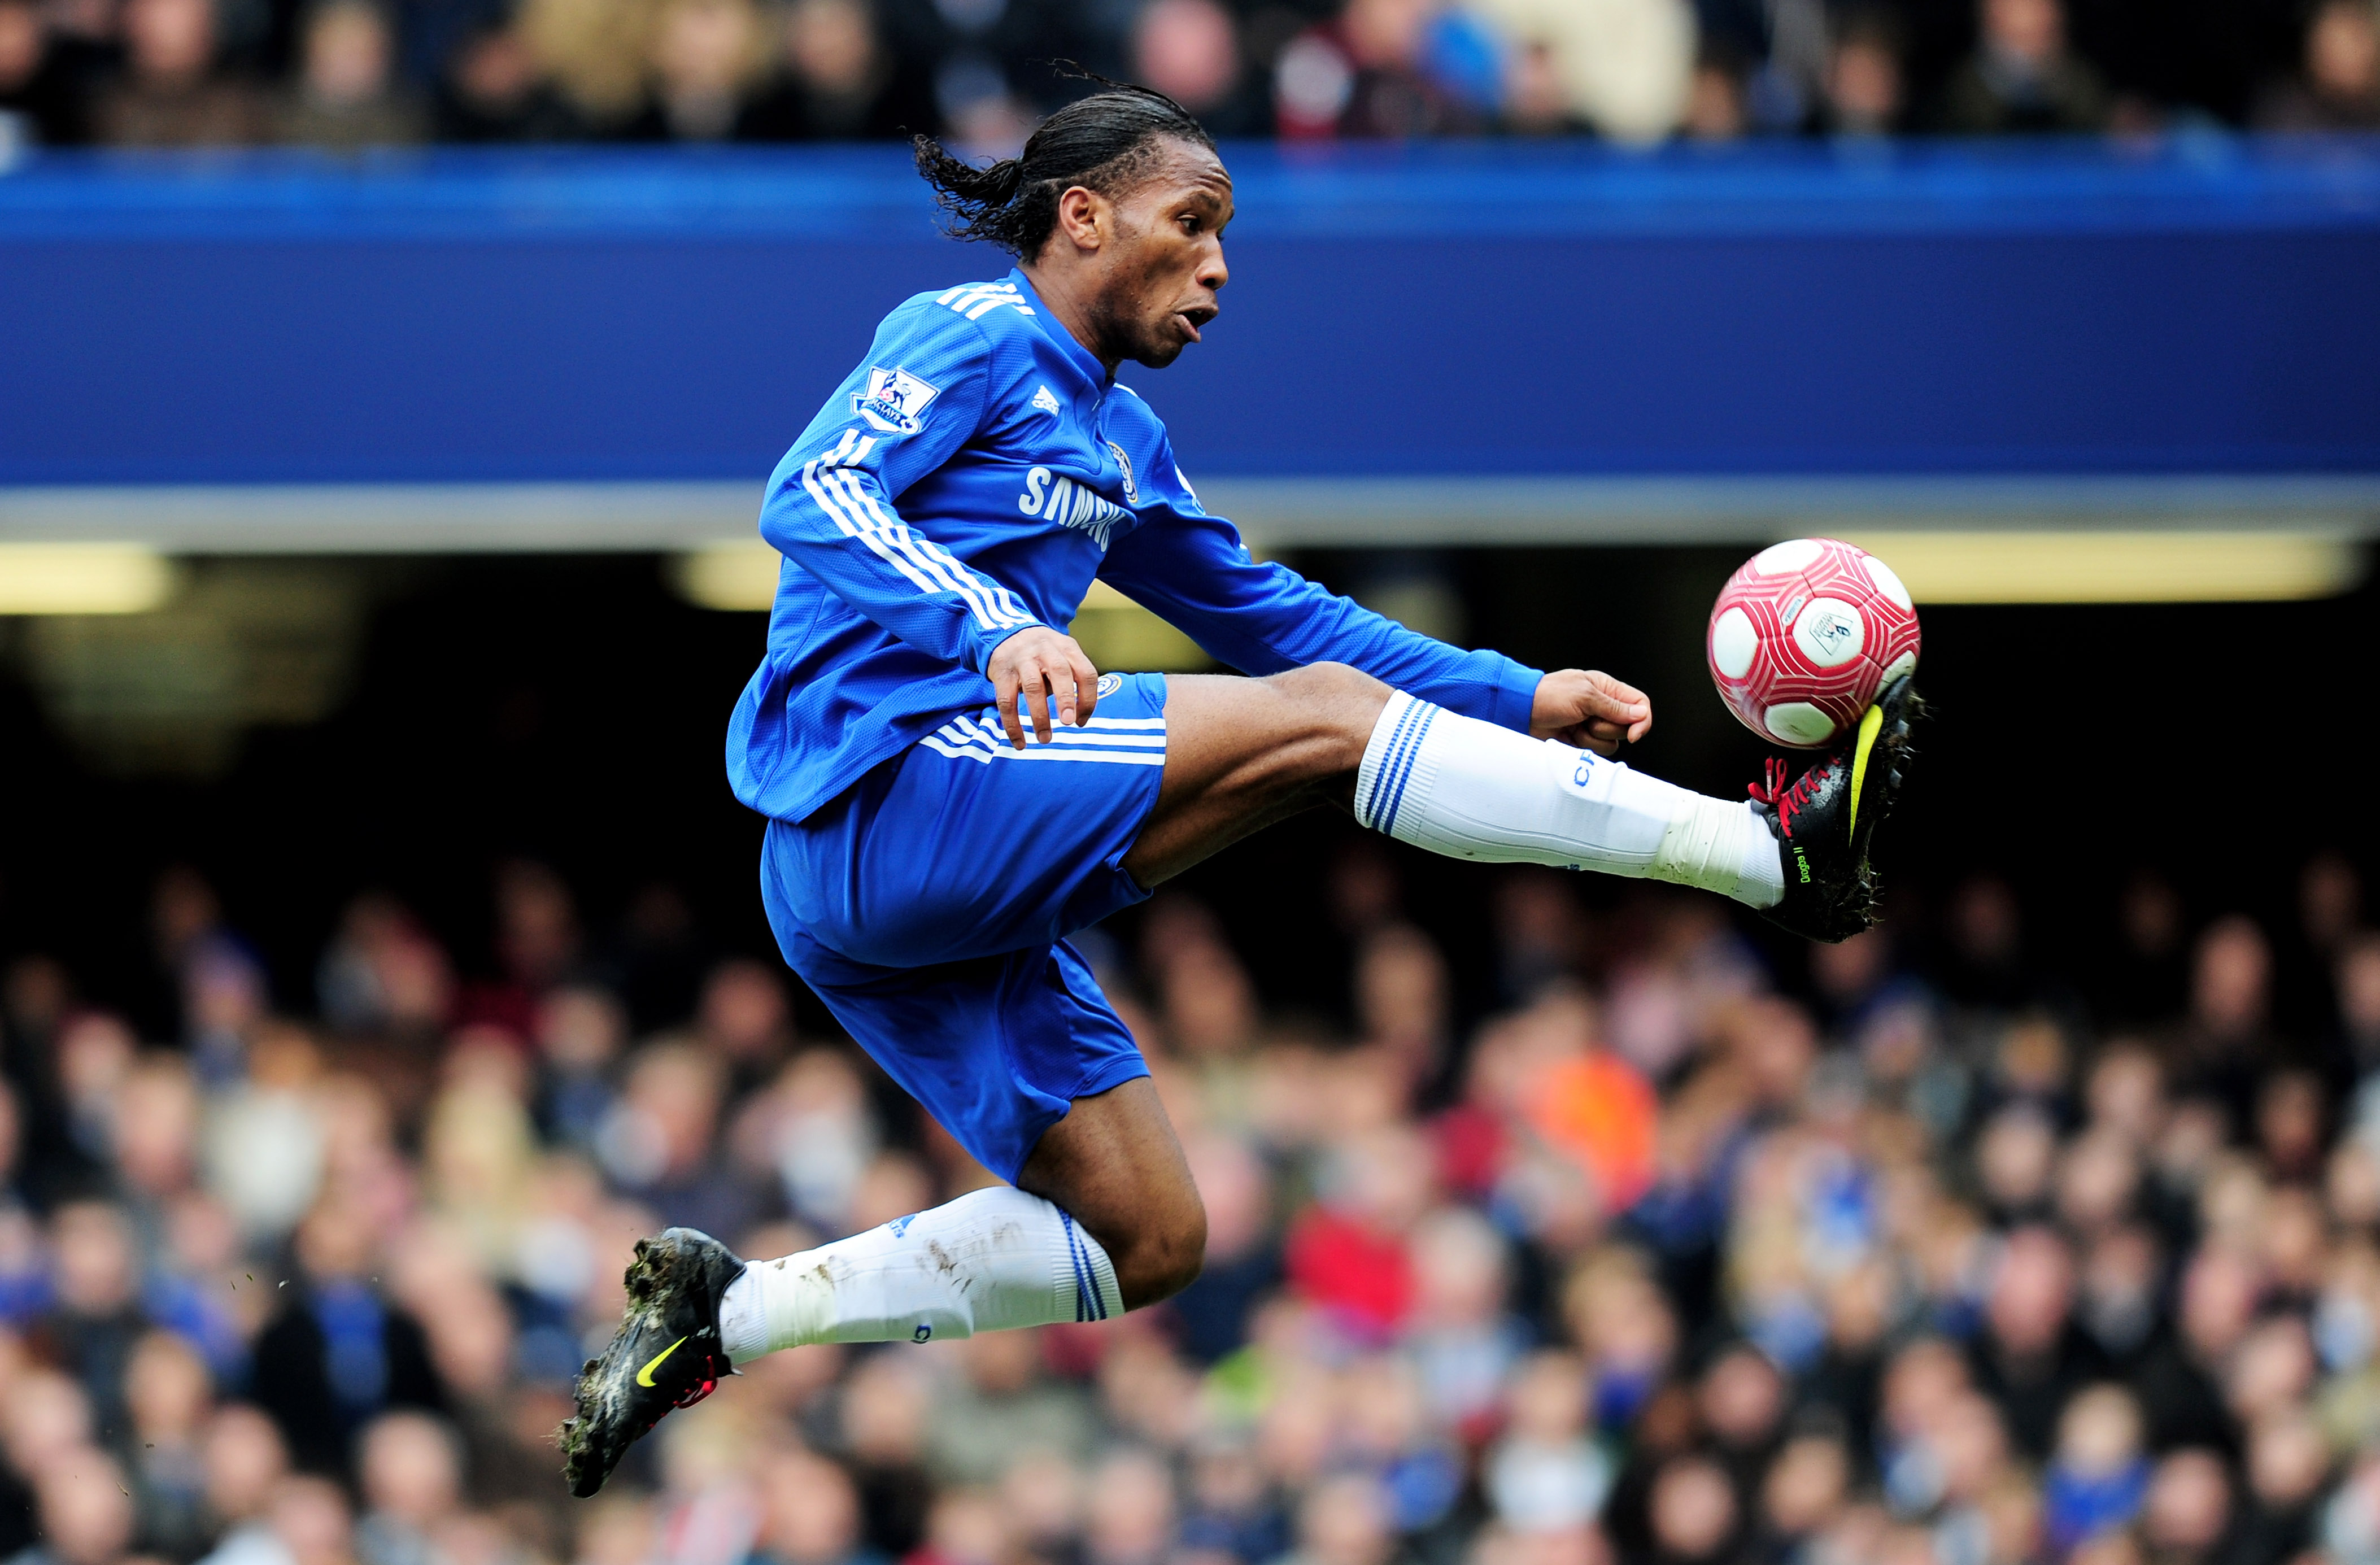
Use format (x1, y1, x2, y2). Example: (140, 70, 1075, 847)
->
(1105, 441, 1139, 503)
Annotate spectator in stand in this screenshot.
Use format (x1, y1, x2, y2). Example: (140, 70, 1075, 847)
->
(1, 0, 89, 143)
(1496, 38, 1581, 132)
(516, 0, 648, 129)
(434, 19, 582, 138)
(2335, 931, 2380, 1088)
(1680, 43, 1748, 138)
(2142, 1448, 2233, 1564)
(5, 1448, 134, 1565)
(2169, 916, 2291, 1131)
(1470, 0, 1692, 138)
(234, 1475, 354, 1565)
(1821, 11, 1905, 132)
(123, 1331, 216, 1560)
(350, 1411, 461, 1565)
(748, 1449, 884, 1565)
(274, 0, 426, 145)
(315, 896, 453, 1051)
(1129, 0, 1265, 137)
(246, 1200, 445, 1477)
(1271, 0, 1496, 138)
(599, 1039, 760, 1238)
(33, 1202, 151, 1431)
(91, 0, 267, 149)
(623, 0, 765, 138)
(190, 1403, 293, 1565)
(2256, 0, 2380, 127)
(735, 0, 900, 140)
(2041, 1384, 2152, 1553)
(1936, 0, 2109, 131)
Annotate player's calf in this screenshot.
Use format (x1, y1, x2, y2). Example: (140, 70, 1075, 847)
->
(1092, 1200, 1206, 1306)
(1123, 663, 1389, 884)
(1017, 1074, 1206, 1308)
(1348, 689, 1783, 906)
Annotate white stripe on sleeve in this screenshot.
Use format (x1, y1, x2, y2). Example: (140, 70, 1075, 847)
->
(801, 460, 941, 596)
(825, 469, 1006, 630)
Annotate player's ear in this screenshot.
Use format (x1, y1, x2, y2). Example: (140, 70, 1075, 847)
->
(1053, 185, 1106, 254)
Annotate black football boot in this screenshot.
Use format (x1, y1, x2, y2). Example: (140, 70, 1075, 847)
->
(558, 1227, 746, 1498)
(1748, 673, 1923, 943)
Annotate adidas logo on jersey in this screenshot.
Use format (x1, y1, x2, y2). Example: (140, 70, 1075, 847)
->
(936, 281, 1036, 321)
(1031, 385, 1062, 417)
(1018, 465, 1131, 550)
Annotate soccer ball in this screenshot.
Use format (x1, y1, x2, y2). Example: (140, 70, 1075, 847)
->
(1706, 538, 1920, 749)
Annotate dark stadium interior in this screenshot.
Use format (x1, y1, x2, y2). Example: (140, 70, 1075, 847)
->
(3, 545, 2368, 1032)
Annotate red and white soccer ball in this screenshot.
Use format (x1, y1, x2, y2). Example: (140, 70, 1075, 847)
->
(1706, 538, 1920, 749)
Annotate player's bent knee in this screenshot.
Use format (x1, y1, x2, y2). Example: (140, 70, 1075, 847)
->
(1266, 661, 1389, 712)
(1256, 662, 1390, 775)
(1108, 1191, 1208, 1309)
(1123, 1221, 1206, 1309)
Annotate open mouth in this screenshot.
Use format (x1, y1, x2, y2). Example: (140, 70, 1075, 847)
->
(1175, 307, 1217, 342)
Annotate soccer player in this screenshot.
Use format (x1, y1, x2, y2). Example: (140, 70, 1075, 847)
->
(559, 86, 1919, 1495)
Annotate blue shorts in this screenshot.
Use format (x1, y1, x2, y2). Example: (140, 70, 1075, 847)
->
(760, 672, 1167, 1182)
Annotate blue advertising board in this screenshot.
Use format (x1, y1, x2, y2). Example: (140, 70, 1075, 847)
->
(3, 138, 2377, 543)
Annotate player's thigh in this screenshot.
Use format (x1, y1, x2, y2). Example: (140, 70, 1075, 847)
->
(1016, 1075, 1205, 1307)
(770, 674, 1170, 966)
(779, 935, 1149, 1188)
(1122, 664, 1393, 886)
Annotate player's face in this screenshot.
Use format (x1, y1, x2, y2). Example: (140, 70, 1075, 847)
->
(1099, 140, 1232, 369)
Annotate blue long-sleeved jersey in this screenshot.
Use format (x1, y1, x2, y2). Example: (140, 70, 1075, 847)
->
(727, 267, 1548, 823)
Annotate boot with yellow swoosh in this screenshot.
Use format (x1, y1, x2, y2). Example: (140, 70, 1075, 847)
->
(559, 1227, 746, 1497)
(1747, 673, 1923, 944)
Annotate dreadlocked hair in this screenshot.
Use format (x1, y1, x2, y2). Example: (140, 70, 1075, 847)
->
(913, 82, 1216, 259)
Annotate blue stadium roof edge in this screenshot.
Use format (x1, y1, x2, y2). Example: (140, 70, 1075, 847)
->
(5, 137, 2380, 546)
(8, 136, 2380, 238)
(3, 477, 2377, 553)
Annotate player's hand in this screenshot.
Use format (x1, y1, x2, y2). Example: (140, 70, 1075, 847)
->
(1531, 669, 1651, 757)
(988, 626, 1100, 749)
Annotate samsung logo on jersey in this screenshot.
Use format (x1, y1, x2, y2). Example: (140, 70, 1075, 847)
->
(1019, 467, 1130, 550)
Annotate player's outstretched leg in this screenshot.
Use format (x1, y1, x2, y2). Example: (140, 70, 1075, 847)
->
(560, 1191, 1123, 1496)
(1127, 665, 1919, 944)
(1343, 672, 1920, 943)
(560, 1081, 1193, 1497)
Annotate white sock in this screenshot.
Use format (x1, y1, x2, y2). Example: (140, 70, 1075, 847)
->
(713, 1187, 1123, 1363)
(1354, 691, 1784, 909)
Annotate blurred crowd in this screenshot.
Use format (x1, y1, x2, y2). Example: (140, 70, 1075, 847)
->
(3, 0, 2380, 159)
(8, 842, 2380, 1565)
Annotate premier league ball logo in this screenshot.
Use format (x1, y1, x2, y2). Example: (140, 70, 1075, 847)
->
(853, 367, 941, 435)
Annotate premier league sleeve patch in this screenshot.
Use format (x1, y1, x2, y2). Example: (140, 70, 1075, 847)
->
(852, 367, 941, 435)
